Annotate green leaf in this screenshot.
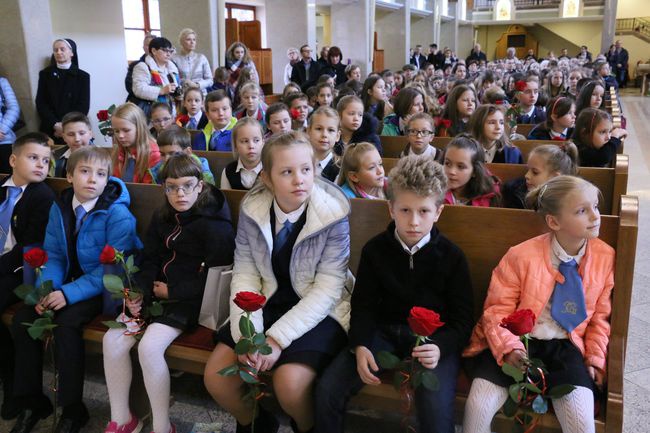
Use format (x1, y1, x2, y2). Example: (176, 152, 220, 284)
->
(102, 320, 127, 329)
(27, 326, 45, 340)
(218, 364, 240, 377)
(14, 284, 34, 300)
(547, 384, 576, 399)
(252, 332, 266, 346)
(148, 302, 163, 317)
(509, 383, 522, 403)
(32, 318, 52, 327)
(532, 395, 548, 414)
(103, 274, 124, 293)
(239, 316, 253, 338)
(111, 293, 124, 300)
(40, 280, 53, 294)
(502, 362, 524, 382)
(421, 371, 440, 391)
(108, 104, 116, 114)
(502, 396, 518, 417)
(376, 351, 400, 369)
(130, 265, 140, 274)
(24, 291, 41, 306)
(126, 255, 135, 272)
(234, 339, 252, 355)
(127, 291, 141, 300)
(411, 369, 424, 388)
(523, 382, 542, 394)
(529, 357, 545, 370)
(42, 310, 54, 320)
(239, 368, 259, 384)
(258, 344, 272, 355)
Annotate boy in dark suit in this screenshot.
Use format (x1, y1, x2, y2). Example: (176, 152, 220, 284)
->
(0, 133, 55, 420)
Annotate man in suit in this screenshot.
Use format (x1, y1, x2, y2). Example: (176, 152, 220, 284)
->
(410, 45, 427, 70)
(466, 43, 487, 64)
(427, 43, 444, 70)
(576, 45, 592, 62)
(611, 40, 629, 87)
(290, 44, 322, 92)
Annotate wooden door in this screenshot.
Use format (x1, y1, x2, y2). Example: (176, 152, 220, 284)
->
(239, 20, 262, 50)
(225, 18, 239, 48)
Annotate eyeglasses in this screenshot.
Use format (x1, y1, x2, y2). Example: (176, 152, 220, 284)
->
(407, 129, 434, 137)
(164, 182, 199, 195)
(152, 117, 172, 125)
(161, 48, 175, 54)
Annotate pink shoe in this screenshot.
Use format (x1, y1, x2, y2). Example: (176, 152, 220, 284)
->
(150, 424, 176, 433)
(105, 414, 143, 433)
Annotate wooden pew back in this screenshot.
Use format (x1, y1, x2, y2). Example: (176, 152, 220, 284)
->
(194, 150, 233, 187)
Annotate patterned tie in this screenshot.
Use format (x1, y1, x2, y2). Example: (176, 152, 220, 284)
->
(187, 117, 197, 130)
(121, 158, 135, 182)
(551, 259, 588, 333)
(0, 186, 21, 249)
(273, 220, 294, 255)
(74, 205, 87, 234)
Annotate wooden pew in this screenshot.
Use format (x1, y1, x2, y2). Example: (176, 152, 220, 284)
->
(513, 123, 534, 138)
(194, 150, 233, 188)
(381, 154, 628, 215)
(188, 129, 202, 144)
(2, 180, 638, 433)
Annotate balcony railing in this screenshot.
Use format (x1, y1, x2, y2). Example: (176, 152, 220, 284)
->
(616, 17, 650, 40)
(472, 0, 604, 11)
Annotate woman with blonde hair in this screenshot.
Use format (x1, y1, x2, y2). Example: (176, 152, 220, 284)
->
(172, 28, 213, 94)
(225, 41, 257, 86)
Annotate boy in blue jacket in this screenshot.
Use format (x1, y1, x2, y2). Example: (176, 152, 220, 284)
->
(10, 147, 141, 433)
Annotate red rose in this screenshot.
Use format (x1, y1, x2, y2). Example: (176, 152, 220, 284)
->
(515, 80, 527, 92)
(290, 108, 301, 120)
(500, 309, 536, 336)
(24, 248, 48, 269)
(552, 136, 565, 141)
(495, 100, 504, 105)
(177, 114, 190, 125)
(97, 110, 109, 121)
(234, 291, 267, 312)
(99, 245, 117, 264)
(407, 307, 445, 337)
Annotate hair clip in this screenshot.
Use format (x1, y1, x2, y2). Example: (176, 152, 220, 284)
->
(590, 110, 598, 133)
(551, 97, 564, 115)
(538, 183, 549, 208)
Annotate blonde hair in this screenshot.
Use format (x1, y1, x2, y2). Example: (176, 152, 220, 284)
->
(231, 117, 264, 158)
(526, 175, 598, 216)
(529, 143, 579, 176)
(178, 28, 196, 53)
(387, 155, 447, 205)
(308, 106, 340, 129)
(111, 102, 153, 180)
(337, 142, 377, 187)
(67, 147, 112, 176)
(239, 82, 261, 98)
(261, 131, 314, 174)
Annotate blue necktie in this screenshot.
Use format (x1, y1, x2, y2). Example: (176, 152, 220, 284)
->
(74, 205, 87, 234)
(551, 259, 588, 333)
(0, 186, 21, 249)
(188, 117, 197, 130)
(122, 158, 135, 182)
(520, 114, 531, 123)
(274, 220, 293, 254)
(209, 131, 221, 150)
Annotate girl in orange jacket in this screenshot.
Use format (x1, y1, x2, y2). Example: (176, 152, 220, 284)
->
(462, 175, 615, 433)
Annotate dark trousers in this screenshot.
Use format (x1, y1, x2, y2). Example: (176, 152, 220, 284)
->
(11, 295, 101, 411)
(315, 325, 460, 433)
(0, 273, 21, 398)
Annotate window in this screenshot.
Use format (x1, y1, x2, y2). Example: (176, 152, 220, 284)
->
(122, 0, 161, 61)
(225, 3, 256, 21)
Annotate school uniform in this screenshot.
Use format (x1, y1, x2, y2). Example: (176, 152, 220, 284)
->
(180, 112, 208, 131)
(483, 143, 524, 164)
(219, 159, 262, 190)
(233, 102, 268, 130)
(501, 177, 527, 209)
(0, 177, 55, 417)
(315, 223, 474, 433)
(191, 118, 237, 152)
(334, 113, 382, 156)
(577, 137, 621, 168)
(401, 144, 441, 161)
(444, 176, 501, 207)
(527, 124, 574, 141)
(317, 152, 339, 183)
(516, 105, 547, 124)
(113, 141, 162, 184)
(10, 177, 141, 426)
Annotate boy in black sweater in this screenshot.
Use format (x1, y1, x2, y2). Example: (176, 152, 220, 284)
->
(315, 156, 475, 433)
(0, 133, 55, 420)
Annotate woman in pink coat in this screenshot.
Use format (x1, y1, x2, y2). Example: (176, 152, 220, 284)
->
(462, 175, 615, 433)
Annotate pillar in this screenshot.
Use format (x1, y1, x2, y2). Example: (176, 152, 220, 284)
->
(330, 0, 373, 76)
(375, 1, 410, 71)
(601, 0, 618, 53)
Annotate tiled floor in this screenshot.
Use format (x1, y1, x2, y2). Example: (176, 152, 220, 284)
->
(1, 94, 649, 433)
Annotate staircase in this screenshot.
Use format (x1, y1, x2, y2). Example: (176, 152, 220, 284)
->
(616, 17, 650, 43)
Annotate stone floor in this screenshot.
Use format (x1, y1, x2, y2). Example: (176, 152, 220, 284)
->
(1, 94, 649, 433)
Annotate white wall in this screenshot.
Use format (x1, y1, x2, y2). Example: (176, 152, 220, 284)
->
(616, 0, 650, 19)
(49, 0, 127, 144)
(376, 7, 410, 71)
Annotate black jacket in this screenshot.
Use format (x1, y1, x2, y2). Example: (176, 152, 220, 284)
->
(501, 177, 527, 210)
(466, 51, 487, 63)
(410, 54, 427, 69)
(322, 62, 347, 86)
(333, 113, 382, 156)
(136, 185, 235, 330)
(0, 178, 55, 277)
(290, 59, 322, 92)
(35, 65, 90, 138)
(349, 223, 475, 359)
(577, 137, 621, 168)
(427, 52, 445, 70)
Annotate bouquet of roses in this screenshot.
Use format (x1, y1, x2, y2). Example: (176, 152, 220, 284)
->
(499, 309, 576, 433)
(100, 245, 162, 336)
(218, 291, 272, 433)
(97, 104, 116, 138)
(506, 80, 527, 130)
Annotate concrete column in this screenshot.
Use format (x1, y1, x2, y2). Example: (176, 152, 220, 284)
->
(0, 0, 53, 132)
(330, 0, 373, 76)
(452, 0, 460, 53)
(601, 0, 618, 53)
(433, 0, 442, 45)
(376, 2, 410, 71)
(266, 0, 314, 93)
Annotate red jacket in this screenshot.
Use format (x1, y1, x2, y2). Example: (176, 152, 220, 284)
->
(463, 233, 615, 373)
(113, 140, 161, 184)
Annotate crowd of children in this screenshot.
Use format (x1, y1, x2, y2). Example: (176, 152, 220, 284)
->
(0, 32, 629, 433)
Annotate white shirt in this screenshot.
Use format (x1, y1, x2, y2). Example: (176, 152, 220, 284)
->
(484, 144, 498, 163)
(530, 236, 586, 340)
(317, 152, 334, 176)
(1, 178, 27, 255)
(220, 159, 262, 190)
(549, 128, 568, 139)
(189, 112, 203, 127)
(72, 195, 99, 216)
(394, 229, 431, 255)
(273, 200, 307, 235)
(401, 145, 438, 160)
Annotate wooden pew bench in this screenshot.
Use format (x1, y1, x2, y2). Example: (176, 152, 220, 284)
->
(2, 179, 638, 433)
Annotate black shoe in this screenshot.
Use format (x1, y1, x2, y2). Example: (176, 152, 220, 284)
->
(53, 413, 90, 433)
(9, 407, 52, 433)
(290, 418, 313, 433)
(236, 406, 279, 433)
